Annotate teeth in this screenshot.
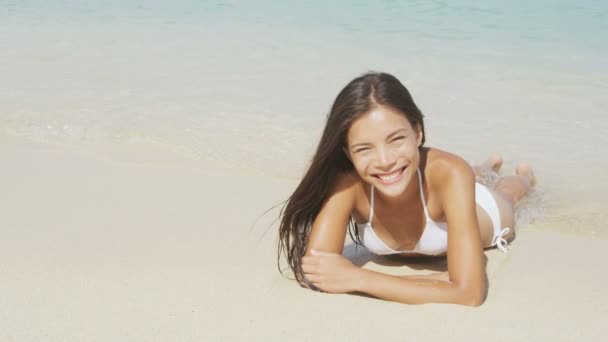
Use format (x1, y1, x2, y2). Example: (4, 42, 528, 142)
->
(378, 169, 402, 181)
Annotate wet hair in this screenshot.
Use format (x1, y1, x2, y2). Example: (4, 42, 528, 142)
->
(277, 71, 426, 286)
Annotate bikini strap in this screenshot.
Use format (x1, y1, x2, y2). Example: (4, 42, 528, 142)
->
(368, 185, 375, 223)
(416, 168, 430, 217)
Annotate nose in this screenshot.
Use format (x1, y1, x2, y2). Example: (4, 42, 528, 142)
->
(375, 146, 396, 169)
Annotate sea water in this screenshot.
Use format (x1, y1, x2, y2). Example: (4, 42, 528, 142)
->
(1, 1, 607, 236)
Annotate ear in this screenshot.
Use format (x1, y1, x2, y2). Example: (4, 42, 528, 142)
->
(415, 124, 423, 147)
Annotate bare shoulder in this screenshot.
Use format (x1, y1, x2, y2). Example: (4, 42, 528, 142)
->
(424, 148, 475, 189)
(332, 171, 360, 192)
(331, 171, 373, 217)
(327, 171, 363, 207)
(307, 171, 362, 253)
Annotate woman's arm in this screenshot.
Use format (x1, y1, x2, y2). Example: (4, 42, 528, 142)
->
(401, 272, 449, 281)
(303, 159, 486, 306)
(305, 172, 358, 255)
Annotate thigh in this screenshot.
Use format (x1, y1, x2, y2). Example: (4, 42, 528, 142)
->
(475, 204, 495, 247)
(475, 189, 515, 248)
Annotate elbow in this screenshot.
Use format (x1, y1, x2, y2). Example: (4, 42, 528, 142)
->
(456, 282, 486, 307)
(463, 294, 484, 307)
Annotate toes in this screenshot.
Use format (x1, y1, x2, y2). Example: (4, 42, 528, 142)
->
(488, 153, 503, 172)
(515, 163, 536, 186)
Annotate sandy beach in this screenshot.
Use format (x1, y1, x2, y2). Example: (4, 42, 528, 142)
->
(2, 1, 608, 340)
(1, 133, 606, 341)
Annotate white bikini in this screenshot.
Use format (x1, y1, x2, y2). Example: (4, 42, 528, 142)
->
(356, 169, 511, 255)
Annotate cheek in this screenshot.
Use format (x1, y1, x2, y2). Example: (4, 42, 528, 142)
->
(351, 155, 372, 173)
(397, 142, 419, 158)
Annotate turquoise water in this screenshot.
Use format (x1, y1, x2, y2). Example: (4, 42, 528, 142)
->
(3, 0, 607, 70)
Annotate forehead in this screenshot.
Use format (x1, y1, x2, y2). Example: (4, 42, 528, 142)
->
(347, 106, 413, 144)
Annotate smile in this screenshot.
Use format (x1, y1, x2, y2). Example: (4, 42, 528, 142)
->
(374, 166, 406, 184)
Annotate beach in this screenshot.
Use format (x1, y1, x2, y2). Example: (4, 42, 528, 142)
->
(1, 132, 606, 341)
(1, 1, 608, 340)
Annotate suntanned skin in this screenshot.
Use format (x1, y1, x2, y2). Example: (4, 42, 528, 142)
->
(301, 105, 534, 306)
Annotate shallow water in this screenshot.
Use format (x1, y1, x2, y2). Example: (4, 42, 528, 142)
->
(1, 1, 607, 237)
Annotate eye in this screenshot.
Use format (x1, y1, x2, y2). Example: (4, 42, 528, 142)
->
(391, 136, 406, 143)
(354, 147, 370, 153)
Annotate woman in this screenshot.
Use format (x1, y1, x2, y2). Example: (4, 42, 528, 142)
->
(277, 72, 535, 306)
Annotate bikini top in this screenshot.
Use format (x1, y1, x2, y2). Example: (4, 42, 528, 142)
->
(356, 169, 448, 256)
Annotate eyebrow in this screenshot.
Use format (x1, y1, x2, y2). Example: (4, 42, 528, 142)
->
(350, 128, 408, 149)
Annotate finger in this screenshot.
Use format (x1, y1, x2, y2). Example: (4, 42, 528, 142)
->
(305, 274, 321, 283)
(311, 283, 325, 292)
(300, 280, 313, 290)
(301, 279, 322, 292)
(302, 280, 322, 292)
(301, 263, 316, 273)
(302, 256, 319, 265)
(310, 249, 338, 257)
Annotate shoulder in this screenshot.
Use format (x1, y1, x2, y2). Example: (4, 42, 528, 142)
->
(308, 171, 363, 254)
(332, 171, 360, 191)
(423, 148, 477, 220)
(329, 171, 364, 204)
(424, 148, 475, 191)
(325, 171, 372, 217)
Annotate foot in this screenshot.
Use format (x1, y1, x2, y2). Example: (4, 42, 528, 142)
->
(486, 153, 503, 173)
(474, 153, 503, 176)
(515, 163, 536, 187)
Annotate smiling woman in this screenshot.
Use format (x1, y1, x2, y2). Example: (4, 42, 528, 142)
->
(277, 72, 535, 306)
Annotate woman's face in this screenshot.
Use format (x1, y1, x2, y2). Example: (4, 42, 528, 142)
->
(346, 105, 423, 198)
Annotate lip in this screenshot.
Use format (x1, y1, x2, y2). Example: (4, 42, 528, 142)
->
(373, 166, 406, 185)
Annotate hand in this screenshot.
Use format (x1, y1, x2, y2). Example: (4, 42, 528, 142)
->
(301, 250, 362, 294)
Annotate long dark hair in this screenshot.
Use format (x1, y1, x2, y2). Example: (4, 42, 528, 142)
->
(278, 71, 426, 286)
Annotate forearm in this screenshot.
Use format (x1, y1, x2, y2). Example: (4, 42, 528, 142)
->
(355, 268, 482, 306)
(401, 271, 449, 281)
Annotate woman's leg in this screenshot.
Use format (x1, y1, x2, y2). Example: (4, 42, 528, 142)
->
(482, 163, 535, 244)
(493, 163, 536, 206)
(472, 153, 503, 177)
(472, 157, 535, 246)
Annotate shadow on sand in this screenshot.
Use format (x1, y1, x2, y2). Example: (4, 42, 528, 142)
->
(342, 242, 448, 272)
